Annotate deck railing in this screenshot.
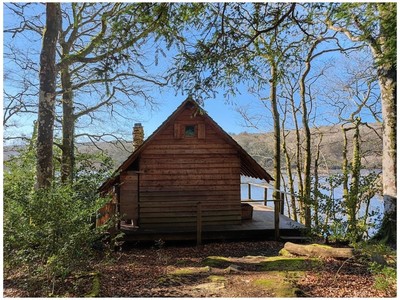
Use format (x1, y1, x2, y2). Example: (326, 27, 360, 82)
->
(241, 181, 286, 240)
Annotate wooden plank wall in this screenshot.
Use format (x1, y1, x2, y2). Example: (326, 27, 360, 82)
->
(96, 202, 114, 227)
(96, 192, 117, 227)
(139, 107, 242, 229)
(119, 171, 138, 224)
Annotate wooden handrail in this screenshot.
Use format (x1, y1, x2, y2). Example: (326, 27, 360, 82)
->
(241, 181, 296, 197)
(241, 181, 286, 241)
(241, 199, 278, 203)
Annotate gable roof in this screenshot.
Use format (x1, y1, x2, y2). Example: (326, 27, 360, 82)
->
(99, 97, 273, 192)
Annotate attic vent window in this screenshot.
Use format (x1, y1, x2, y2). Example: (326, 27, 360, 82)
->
(184, 125, 196, 137)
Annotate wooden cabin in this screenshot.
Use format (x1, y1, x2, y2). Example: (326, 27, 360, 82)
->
(97, 98, 274, 236)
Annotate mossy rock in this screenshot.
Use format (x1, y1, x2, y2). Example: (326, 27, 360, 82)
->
(253, 271, 303, 298)
(85, 272, 100, 298)
(208, 275, 227, 283)
(259, 256, 319, 271)
(224, 265, 241, 273)
(203, 255, 319, 272)
(169, 266, 210, 276)
(202, 256, 231, 268)
(194, 281, 225, 291)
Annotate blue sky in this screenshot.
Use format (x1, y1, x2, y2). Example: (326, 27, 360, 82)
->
(136, 87, 264, 139)
(2, 3, 382, 145)
(2, 3, 265, 144)
(2, 2, 275, 144)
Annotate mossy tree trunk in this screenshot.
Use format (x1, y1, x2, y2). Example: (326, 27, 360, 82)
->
(36, 3, 61, 189)
(54, 3, 172, 184)
(281, 101, 297, 221)
(288, 88, 303, 223)
(348, 118, 361, 235)
(374, 63, 396, 242)
(312, 132, 323, 230)
(299, 58, 312, 229)
(60, 65, 75, 184)
(341, 125, 350, 214)
(270, 62, 281, 203)
(327, 2, 396, 243)
(291, 101, 304, 222)
(372, 4, 397, 243)
(341, 120, 362, 239)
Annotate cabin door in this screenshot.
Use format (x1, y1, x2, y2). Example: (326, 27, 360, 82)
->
(119, 171, 139, 226)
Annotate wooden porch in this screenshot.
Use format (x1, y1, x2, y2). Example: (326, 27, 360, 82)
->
(119, 203, 305, 242)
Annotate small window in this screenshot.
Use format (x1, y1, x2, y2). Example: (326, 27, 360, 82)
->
(184, 125, 196, 137)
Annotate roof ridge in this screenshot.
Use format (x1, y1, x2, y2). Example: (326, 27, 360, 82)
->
(98, 97, 273, 192)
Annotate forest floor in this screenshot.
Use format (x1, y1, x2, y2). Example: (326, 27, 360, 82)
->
(3, 240, 396, 297)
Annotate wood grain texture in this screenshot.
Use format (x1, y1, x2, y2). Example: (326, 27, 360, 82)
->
(138, 103, 242, 229)
(119, 172, 138, 222)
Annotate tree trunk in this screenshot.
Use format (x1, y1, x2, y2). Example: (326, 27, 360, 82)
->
(313, 132, 323, 230)
(349, 119, 361, 235)
(299, 60, 312, 229)
(283, 242, 354, 259)
(283, 137, 297, 221)
(289, 91, 304, 221)
(281, 109, 297, 221)
(341, 126, 349, 209)
(60, 66, 75, 184)
(371, 3, 397, 241)
(36, 3, 60, 189)
(327, 2, 397, 243)
(270, 63, 281, 203)
(375, 64, 397, 242)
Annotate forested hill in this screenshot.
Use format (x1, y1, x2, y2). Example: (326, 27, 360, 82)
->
(231, 122, 382, 171)
(4, 123, 382, 171)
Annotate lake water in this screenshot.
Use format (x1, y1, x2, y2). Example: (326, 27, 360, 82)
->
(241, 171, 383, 237)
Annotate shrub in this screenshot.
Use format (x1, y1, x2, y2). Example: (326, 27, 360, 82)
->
(354, 241, 397, 296)
(3, 145, 113, 287)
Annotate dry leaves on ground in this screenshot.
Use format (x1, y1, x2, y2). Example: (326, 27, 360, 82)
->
(3, 240, 395, 297)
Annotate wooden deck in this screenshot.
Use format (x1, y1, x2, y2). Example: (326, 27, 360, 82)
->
(120, 203, 305, 242)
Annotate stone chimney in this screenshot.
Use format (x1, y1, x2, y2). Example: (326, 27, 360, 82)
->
(133, 123, 144, 150)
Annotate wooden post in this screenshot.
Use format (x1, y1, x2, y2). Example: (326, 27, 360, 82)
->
(264, 188, 268, 206)
(115, 185, 121, 230)
(274, 198, 280, 241)
(280, 192, 285, 215)
(197, 202, 202, 246)
(248, 183, 252, 200)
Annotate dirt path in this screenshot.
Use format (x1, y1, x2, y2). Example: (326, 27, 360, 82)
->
(95, 240, 392, 298)
(3, 240, 394, 297)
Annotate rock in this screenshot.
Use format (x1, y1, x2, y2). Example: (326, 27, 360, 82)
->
(169, 266, 210, 276)
(194, 282, 225, 291)
(371, 253, 387, 266)
(208, 275, 227, 283)
(225, 264, 240, 273)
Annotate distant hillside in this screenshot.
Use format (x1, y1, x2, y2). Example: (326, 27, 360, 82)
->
(4, 123, 382, 171)
(231, 122, 382, 171)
